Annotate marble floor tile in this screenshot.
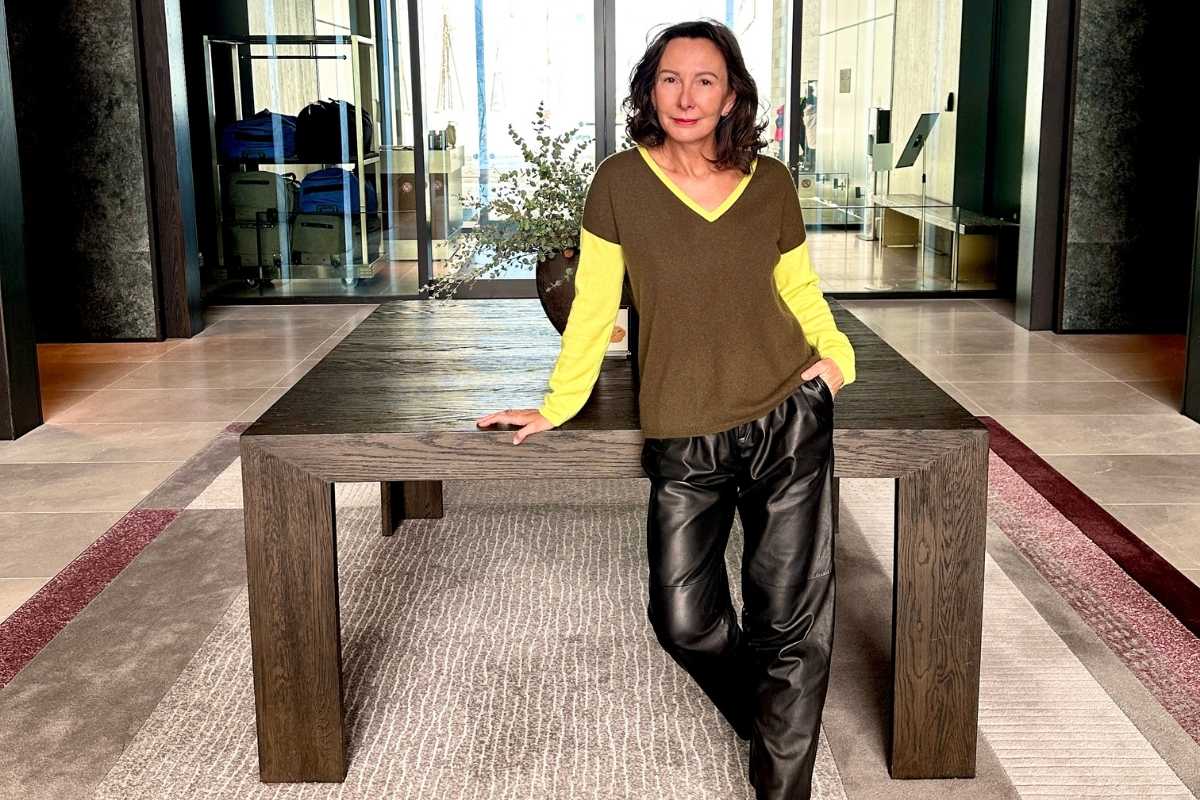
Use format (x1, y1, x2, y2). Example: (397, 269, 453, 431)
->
(878, 329, 1066, 356)
(0, 512, 125, 576)
(1032, 332, 1187, 354)
(991, 414, 1200, 455)
(201, 306, 239, 321)
(1040, 454, 1200, 505)
(0, 462, 182, 512)
(307, 332, 354, 360)
(36, 341, 183, 363)
(0, 422, 226, 464)
(155, 336, 331, 365)
(111, 360, 295, 390)
(50, 388, 266, 424)
(196, 318, 351, 339)
(207, 304, 373, 321)
(918, 353, 1112, 383)
(39, 391, 94, 422)
(1101, 504, 1200, 569)
(855, 311, 1020, 335)
(184, 459, 245, 510)
(837, 298, 988, 313)
(950, 381, 1176, 415)
(34, 361, 143, 392)
(0, 578, 49, 619)
(1125, 379, 1185, 410)
(970, 298, 1017, 318)
(1074, 349, 1187, 382)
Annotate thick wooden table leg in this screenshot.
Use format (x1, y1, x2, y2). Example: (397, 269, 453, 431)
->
(380, 480, 444, 537)
(242, 442, 346, 782)
(890, 435, 988, 778)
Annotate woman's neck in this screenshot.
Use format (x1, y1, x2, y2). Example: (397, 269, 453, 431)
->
(649, 138, 720, 178)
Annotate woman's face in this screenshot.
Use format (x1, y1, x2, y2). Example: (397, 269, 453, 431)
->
(651, 36, 737, 147)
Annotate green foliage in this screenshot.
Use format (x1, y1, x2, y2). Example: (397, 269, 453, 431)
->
(420, 101, 596, 299)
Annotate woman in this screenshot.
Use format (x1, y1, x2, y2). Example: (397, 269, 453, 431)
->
(477, 18, 855, 800)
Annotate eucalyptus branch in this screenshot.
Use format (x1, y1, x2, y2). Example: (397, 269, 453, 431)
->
(420, 100, 596, 299)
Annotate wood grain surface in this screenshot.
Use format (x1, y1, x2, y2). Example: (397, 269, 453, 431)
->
(241, 297, 990, 782)
(242, 440, 346, 782)
(381, 480, 444, 537)
(246, 299, 981, 437)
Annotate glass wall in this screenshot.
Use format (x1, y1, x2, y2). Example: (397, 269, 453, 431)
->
(795, 0, 1007, 293)
(194, 0, 997, 303)
(416, 1, 596, 291)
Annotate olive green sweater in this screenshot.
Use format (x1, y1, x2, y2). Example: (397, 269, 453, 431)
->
(538, 144, 855, 438)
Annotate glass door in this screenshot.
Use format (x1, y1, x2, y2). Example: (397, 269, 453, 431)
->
(411, 0, 596, 294)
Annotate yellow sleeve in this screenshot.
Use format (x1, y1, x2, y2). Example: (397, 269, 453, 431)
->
(773, 240, 856, 385)
(537, 226, 626, 426)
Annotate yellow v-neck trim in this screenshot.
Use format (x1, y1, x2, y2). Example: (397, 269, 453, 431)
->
(636, 144, 757, 223)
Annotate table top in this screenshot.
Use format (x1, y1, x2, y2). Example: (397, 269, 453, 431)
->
(244, 299, 985, 438)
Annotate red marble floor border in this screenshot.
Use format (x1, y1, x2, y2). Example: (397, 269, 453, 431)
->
(980, 416, 1200, 638)
(0, 509, 180, 688)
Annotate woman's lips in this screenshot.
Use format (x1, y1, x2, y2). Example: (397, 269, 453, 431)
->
(672, 118, 698, 126)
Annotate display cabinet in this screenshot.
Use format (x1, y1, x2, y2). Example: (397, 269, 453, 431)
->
(203, 34, 383, 287)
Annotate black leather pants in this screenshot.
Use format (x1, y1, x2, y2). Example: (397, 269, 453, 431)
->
(640, 374, 836, 800)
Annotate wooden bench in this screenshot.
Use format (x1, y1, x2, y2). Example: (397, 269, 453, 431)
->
(875, 193, 1017, 286)
(240, 298, 989, 783)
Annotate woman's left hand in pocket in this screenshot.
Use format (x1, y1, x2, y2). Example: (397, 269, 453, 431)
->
(801, 358, 843, 398)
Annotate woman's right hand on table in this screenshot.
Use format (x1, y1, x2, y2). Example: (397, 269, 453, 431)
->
(476, 408, 555, 445)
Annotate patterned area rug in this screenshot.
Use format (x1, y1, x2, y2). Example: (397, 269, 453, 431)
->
(93, 478, 846, 800)
(87, 458, 1197, 798)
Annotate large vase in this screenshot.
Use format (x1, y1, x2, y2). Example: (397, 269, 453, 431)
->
(534, 250, 634, 334)
(535, 249, 638, 388)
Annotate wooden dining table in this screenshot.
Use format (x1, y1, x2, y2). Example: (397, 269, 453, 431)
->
(240, 298, 989, 783)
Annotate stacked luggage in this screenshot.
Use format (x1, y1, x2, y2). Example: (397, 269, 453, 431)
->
(218, 100, 379, 282)
(219, 110, 299, 162)
(218, 100, 373, 164)
(293, 167, 380, 268)
(227, 171, 298, 270)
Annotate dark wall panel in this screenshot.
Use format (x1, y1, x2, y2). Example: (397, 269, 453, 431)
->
(0, 0, 42, 438)
(6, 0, 159, 341)
(1059, 1, 1197, 331)
(987, 0, 1030, 224)
(136, 0, 203, 337)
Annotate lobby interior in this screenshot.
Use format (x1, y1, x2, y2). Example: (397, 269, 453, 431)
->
(1, 1, 1199, 799)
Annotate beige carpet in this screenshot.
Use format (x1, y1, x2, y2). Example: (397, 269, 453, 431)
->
(93, 478, 844, 799)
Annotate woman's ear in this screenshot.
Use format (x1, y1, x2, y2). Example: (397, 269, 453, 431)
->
(721, 92, 737, 118)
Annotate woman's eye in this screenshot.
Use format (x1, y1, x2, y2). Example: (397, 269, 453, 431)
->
(701, 79, 712, 86)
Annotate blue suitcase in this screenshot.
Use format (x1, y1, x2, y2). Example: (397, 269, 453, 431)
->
(298, 167, 378, 214)
(219, 110, 299, 162)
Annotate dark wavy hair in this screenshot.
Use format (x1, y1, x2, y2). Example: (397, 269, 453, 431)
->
(623, 18, 769, 174)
